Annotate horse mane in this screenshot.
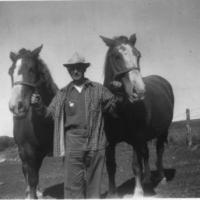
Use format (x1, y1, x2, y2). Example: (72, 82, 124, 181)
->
(36, 58, 58, 96)
(32, 56, 58, 106)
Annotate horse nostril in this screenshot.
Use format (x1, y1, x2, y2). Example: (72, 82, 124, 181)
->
(9, 103, 14, 112)
(18, 101, 24, 111)
(138, 90, 145, 99)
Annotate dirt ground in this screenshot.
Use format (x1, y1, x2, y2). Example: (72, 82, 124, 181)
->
(1, 142, 200, 199)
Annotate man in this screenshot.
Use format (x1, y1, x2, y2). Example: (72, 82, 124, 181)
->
(31, 52, 123, 199)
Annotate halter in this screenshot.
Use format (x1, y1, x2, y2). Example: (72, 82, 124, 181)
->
(115, 66, 140, 80)
(129, 66, 140, 71)
(13, 81, 36, 89)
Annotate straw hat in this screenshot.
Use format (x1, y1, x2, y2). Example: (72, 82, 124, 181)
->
(63, 52, 90, 68)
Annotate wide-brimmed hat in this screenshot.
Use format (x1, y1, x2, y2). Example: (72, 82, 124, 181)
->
(63, 52, 90, 68)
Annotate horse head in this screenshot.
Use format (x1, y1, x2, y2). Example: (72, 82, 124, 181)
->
(101, 34, 146, 102)
(8, 45, 43, 118)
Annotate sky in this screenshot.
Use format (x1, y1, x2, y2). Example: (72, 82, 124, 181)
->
(1, 0, 200, 137)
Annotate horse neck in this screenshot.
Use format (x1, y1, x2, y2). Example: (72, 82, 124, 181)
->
(38, 81, 57, 106)
(35, 60, 58, 106)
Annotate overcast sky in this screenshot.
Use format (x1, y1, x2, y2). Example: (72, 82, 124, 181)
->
(1, 0, 200, 136)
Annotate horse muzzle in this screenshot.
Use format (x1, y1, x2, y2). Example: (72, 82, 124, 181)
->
(128, 87, 145, 103)
(9, 100, 29, 118)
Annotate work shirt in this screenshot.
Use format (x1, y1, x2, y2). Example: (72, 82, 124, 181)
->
(64, 84, 88, 151)
(34, 79, 122, 157)
(64, 85, 87, 131)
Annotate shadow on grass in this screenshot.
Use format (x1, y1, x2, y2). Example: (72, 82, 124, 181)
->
(43, 168, 176, 199)
(102, 168, 176, 198)
(43, 183, 64, 199)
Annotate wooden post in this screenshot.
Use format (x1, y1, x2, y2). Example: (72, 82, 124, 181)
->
(186, 108, 192, 147)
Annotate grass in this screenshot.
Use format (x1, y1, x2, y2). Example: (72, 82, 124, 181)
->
(0, 136, 16, 152)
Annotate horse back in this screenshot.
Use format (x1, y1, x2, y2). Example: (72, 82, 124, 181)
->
(143, 75, 174, 132)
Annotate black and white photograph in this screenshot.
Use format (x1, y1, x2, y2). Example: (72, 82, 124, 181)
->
(1, 0, 200, 198)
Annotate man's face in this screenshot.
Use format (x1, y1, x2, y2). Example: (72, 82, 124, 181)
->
(67, 65, 86, 81)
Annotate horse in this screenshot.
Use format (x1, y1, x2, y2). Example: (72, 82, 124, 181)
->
(8, 45, 58, 199)
(100, 34, 174, 197)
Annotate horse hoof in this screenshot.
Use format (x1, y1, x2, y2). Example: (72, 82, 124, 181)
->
(107, 194, 118, 198)
(123, 194, 134, 199)
(134, 188, 144, 197)
(160, 177, 167, 185)
(37, 189, 43, 198)
(25, 195, 38, 200)
(106, 192, 118, 198)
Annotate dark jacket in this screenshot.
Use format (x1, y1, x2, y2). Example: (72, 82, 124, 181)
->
(35, 79, 122, 157)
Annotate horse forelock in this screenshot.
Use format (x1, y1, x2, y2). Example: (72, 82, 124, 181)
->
(9, 49, 34, 75)
(113, 36, 141, 57)
(113, 35, 129, 44)
(18, 48, 31, 56)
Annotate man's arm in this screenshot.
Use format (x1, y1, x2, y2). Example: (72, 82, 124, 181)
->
(101, 82, 125, 115)
(31, 92, 59, 120)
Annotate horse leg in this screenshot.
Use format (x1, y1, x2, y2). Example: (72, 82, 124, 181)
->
(142, 143, 151, 185)
(22, 160, 38, 199)
(130, 145, 144, 197)
(35, 155, 44, 198)
(25, 157, 44, 199)
(106, 144, 117, 196)
(141, 142, 156, 195)
(156, 135, 167, 184)
(20, 146, 43, 199)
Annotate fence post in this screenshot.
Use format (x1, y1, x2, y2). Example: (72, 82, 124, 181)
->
(186, 108, 192, 147)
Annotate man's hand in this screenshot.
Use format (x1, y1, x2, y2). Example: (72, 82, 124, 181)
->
(110, 80, 122, 88)
(109, 81, 122, 92)
(31, 93, 42, 106)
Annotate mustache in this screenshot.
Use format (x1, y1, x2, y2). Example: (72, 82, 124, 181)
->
(72, 71, 81, 76)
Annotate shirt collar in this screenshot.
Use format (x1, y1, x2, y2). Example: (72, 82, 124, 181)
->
(67, 78, 94, 92)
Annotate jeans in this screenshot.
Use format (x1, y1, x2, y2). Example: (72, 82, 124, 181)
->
(64, 149, 105, 199)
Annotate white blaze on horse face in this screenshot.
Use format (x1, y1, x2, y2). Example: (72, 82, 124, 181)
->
(9, 58, 24, 114)
(117, 44, 137, 69)
(117, 44, 145, 99)
(128, 70, 145, 99)
(12, 58, 23, 99)
(13, 59, 23, 82)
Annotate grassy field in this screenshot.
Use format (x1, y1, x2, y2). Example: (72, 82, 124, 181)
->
(0, 119, 200, 198)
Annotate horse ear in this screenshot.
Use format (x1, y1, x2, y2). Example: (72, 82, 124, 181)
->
(129, 34, 136, 46)
(100, 35, 115, 47)
(32, 44, 43, 57)
(10, 52, 17, 62)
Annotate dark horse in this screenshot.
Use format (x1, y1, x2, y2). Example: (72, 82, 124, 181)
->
(100, 34, 174, 197)
(8, 45, 58, 199)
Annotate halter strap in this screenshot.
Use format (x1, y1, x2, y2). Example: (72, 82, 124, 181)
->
(128, 66, 140, 71)
(114, 66, 140, 79)
(13, 81, 36, 89)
